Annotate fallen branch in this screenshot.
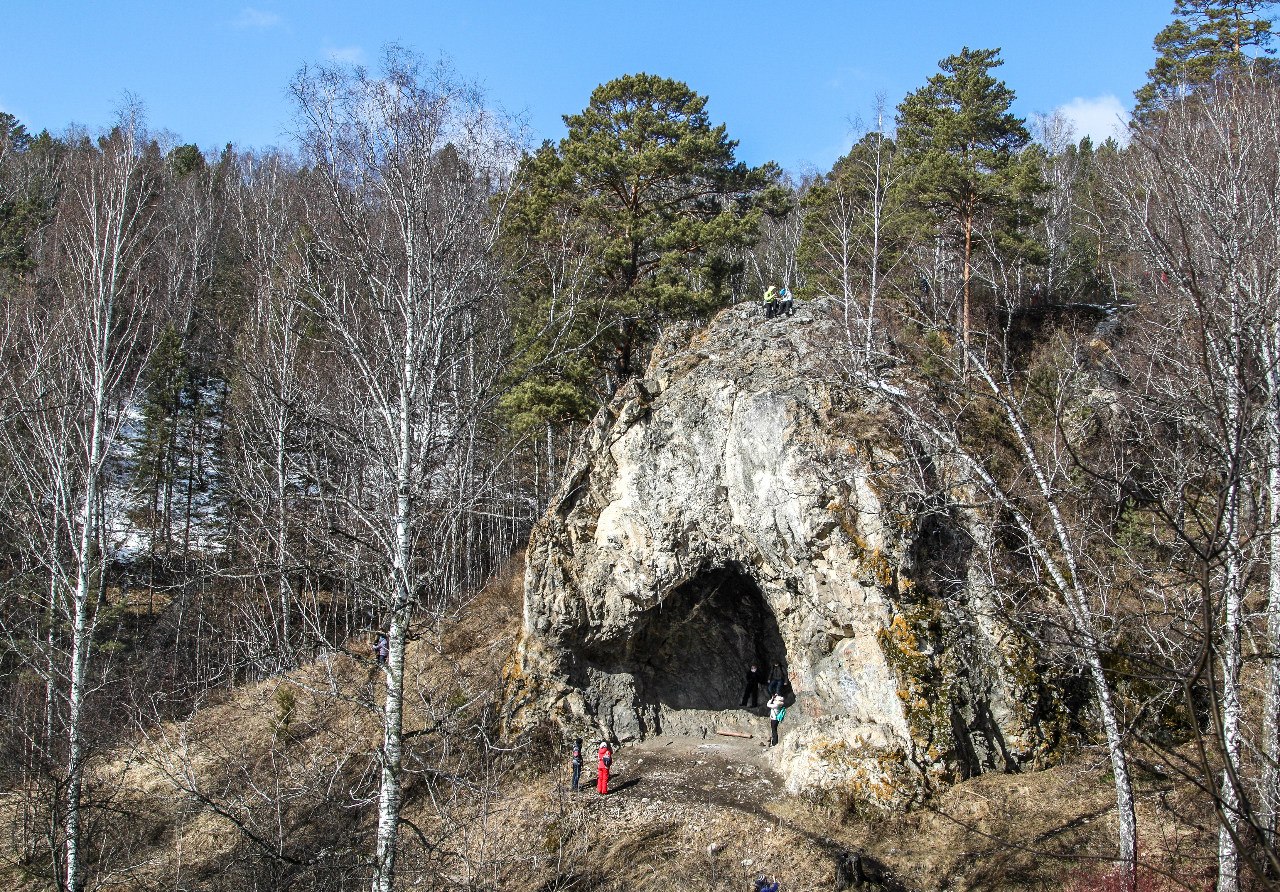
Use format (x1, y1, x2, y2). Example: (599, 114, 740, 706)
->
(715, 729, 752, 739)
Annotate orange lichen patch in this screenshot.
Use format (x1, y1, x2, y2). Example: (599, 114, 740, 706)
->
(877, 607, 956, 763)
(805, 739, 926, 814)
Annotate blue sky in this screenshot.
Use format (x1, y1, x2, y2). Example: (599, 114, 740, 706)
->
(3, 1, 1171, 173)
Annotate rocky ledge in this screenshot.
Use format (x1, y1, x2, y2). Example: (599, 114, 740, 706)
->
(509, 297, 1072, 809)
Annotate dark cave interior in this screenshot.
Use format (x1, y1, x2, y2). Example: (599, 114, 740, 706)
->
(604, 563, 788, 712)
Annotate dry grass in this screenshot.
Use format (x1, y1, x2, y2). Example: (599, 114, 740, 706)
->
(0, 555, 1221, 891)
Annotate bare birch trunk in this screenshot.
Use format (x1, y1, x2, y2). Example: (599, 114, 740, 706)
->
(63, 120, 150, 892)
(63, 400, 102, 892)
(1217, 297, 1247, 892)
(1265, 327, 1280, 846)
(991, 384, 1138, 874)
(275, 411, 291, 670)
(290, 50, 518, 890)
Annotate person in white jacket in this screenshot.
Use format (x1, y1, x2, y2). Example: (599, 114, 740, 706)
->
(767, 693, 786, 746)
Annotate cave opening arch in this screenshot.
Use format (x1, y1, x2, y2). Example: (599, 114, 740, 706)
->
(620, 562, 789, 714)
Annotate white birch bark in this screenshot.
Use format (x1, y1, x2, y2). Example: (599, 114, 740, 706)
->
(59, 111, 160, 892)
(973, 357, 1138, 870)
(1109, 73, 1280, 888)
(0, 105, 163, 892)
(1265, 338, 1280, 847)
(289, 51, 518, 892)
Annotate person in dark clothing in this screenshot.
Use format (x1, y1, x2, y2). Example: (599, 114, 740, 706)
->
(741, 663, 764, 708)
(570, 738, 583, 793)
(753, 875, 780, 892)
(767, 662, 785, 696)
(373, 632, 389, 665)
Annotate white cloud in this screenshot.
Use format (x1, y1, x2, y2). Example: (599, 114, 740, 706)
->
(325, 45, 366, 64)
(233, 7, 282, 30)
(1054, 95, 1130, 146)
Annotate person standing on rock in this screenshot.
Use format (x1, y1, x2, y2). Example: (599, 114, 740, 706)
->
(763, 285, 778, 318)
(767, 692, 786, 746)
(597, 740, 613, 795)
(570, 738, 583, 793)
(741, 662, 764, 708)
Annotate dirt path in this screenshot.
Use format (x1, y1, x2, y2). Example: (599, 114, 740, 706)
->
(601, 733, 782, 814)
(554, 730, 918, 892)
(553, 731, 837, 890)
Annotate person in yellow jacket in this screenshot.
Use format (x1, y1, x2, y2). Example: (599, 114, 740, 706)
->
(763, 285, 778, 318)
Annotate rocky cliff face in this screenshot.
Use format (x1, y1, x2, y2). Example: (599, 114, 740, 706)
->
(511, 298, 1070, 808)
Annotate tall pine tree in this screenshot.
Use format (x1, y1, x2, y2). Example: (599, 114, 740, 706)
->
(501, 74, 773, 432)
(1135, 0, 1277, 117)
(895, 47, 1043, 350)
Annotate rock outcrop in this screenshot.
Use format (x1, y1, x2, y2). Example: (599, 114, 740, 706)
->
(511, 298, 1071, 808)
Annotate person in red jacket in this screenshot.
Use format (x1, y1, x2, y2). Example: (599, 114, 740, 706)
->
(597, 741, 613, 795)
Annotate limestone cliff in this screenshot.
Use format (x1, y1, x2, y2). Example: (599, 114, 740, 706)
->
(511, 298, 1071, 808)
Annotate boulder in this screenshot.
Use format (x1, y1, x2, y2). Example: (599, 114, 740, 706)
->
(510, 298, 1070, 807)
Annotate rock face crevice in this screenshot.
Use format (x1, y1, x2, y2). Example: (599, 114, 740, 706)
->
(512, 299, 1070, 807)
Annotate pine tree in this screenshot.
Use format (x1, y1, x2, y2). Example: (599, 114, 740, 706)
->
(0, 114, 57, 277)
(1134, 0, 1277, 117)
(895, 47, 1044, 350)
(501, 74, 773, 432)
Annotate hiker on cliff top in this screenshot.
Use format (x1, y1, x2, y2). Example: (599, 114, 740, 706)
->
(763, 285, 778, 318)
(777, 287, 794, 317)
(741, 662, 764, 708)
(597, 740, 613, 795)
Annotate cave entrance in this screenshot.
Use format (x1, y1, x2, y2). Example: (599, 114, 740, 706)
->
(625, 564, 787, 712)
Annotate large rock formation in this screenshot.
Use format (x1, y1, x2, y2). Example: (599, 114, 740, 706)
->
(511, 298, 1071, 807)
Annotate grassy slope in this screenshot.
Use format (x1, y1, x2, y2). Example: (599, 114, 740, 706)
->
(0, 567, 1215, 892)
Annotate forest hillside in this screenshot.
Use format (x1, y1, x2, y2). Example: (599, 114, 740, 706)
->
(3, 2, 1280, 890)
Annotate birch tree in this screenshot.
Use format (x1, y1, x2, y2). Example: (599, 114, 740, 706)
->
(800, 104, 905, 362)
(224, 151, 314, 673)
(746, 173, 807, 296)
(0, 105, 163, 892)
(290, 48, 518, 892)
(880, 333, 1140, 885)
(1110, 73, 1280, 890)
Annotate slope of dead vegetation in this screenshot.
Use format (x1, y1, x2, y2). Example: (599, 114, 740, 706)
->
(0, 568, 1216, 892)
